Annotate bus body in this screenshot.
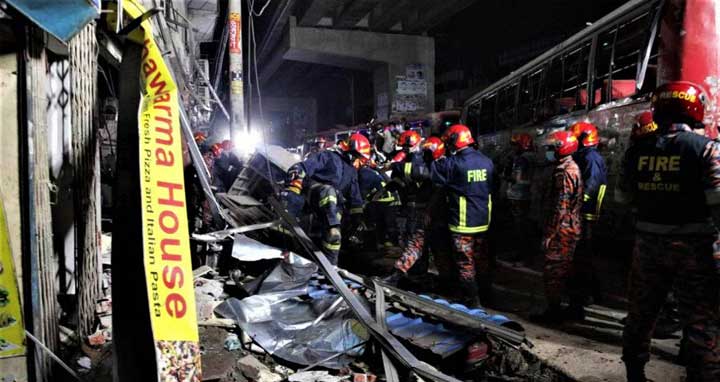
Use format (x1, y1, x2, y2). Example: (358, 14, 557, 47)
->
(460, 0, 720, 242)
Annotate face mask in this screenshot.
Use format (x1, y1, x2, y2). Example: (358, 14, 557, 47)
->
(545, 150, 556, 162)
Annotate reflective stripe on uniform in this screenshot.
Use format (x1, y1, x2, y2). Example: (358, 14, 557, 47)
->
(319, 195, 337, 207)
(323, 241, 342, 250)
(450, 195, 491, 234)
(583, 184, 606, 222)
(404, 163, 412, 179)
(350, 207, 364, 214)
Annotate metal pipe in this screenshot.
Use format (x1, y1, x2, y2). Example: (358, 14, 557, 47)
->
(193, 58, 231, 120)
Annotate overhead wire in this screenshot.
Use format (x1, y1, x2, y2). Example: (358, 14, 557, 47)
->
(248, 0, 276, 192)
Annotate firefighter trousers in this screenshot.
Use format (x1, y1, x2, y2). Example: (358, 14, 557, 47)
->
(308, 184, 342, 264)
(452, 233, 491, 305)
(622, 232, 720, 381)
(543, 232, 579, 306)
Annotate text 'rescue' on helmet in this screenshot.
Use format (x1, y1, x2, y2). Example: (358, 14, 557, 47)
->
(651, 81, 707, 128)
(422, 136, 446, 160)
(544, 130, 578, 158)
(442, 124, 475, 153)
(568, 122, 599, 147)
(510, 133, 533, 151)
(631, 111, 658, 140)
(398, 130, 422, 150)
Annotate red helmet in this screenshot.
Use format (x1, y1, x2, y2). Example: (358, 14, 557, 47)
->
(221, 139, 234, 151)
(544, 131, 578, 157)
(510, 133, 533, 151)
(210, 143, 223, 157)
(345, 133, 372, 160)
(398, 130, 422, 150)
(631, 111, 658, 140)
(442, 124, 475, 152)
(652, 81, 707, 127)
(568, 122, 599, 147)
(422, 136, 446, 160)
(194, 132, 207, 144)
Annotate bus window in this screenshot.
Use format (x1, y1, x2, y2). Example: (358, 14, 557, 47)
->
(607, 11, 653, 100)
(518, 68, 545, 125)
(478, 95, 496, 135)
(560, 42, 591, 111)
(497, 83, 519, 131)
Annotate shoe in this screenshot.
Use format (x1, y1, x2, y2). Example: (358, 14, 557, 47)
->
(625, 363, 648, 382)
(530, 306, 565, 324)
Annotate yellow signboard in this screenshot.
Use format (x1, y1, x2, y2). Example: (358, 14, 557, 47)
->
(123, 1, 201, 379)
(0, 195, 25, 358)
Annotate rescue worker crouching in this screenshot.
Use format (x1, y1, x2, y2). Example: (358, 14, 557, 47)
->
(506, 133, 536, 263)
(431, 124, 494, 307)
(282, 133, 370, 265)
(567, 122, 607, 319)
(616, 81, 720, 382)
(531, 130, 583, 323)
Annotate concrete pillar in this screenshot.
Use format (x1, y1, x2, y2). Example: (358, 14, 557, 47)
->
(264, 17, 435, 120)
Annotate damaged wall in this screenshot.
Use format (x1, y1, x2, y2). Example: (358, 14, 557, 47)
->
(0, 50, 28, 382)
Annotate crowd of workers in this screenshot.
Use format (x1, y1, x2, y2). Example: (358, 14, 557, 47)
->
(276, 81, 720, 382)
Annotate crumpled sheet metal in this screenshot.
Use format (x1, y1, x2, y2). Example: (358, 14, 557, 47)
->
(215, 256, 366, 369)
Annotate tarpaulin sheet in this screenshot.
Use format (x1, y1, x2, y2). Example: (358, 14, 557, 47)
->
(215, 255, 366, 368)
(6, 0, 98, 42)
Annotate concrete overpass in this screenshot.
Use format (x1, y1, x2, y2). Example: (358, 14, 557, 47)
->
(251, 0, 475, 135)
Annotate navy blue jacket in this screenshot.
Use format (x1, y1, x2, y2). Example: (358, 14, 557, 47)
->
(358, 167, 397, 204)
(390, 152, 434, 204)
(573, 147, 608, 221)
(431, 148, 494, 234)
(288, 150, 363, 212)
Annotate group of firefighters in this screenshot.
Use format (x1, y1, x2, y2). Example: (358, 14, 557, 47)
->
(278, 80, 720, 381)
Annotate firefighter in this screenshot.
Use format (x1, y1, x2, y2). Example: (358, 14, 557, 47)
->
(566, 122, 607, 318)
(390, 130, 428, 245)
(431, 124, 494, 307)
(386, 137, 454, 286)
(616, 81, 720, 382)
(531, 130, 583, 323)
(305, 136, 328, 159)
(283, 133, 369, 265)
(506, 133, 536, 263)
(214, 139, 242, 191)
(357, 157, 400, 250)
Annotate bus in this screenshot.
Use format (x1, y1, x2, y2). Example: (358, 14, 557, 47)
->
(461, 0, 720, 242)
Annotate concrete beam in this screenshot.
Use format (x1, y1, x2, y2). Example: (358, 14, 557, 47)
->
(297, 0, 342, 27)
(368, 0, 411, 31)
(334, 0, 380, 28)
(404, 0, 476, 33)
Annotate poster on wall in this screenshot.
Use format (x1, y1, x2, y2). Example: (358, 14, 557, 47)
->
(123, 1, 202, 380)
(229, 12, 242, 54)
(0, 196, 25, 358)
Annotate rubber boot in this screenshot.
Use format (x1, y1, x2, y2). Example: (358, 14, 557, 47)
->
(530, 303, 565, 324)
(459, 280, 482, 308)
(624, 362, 647, 382)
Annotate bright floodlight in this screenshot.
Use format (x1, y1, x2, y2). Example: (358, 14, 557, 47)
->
(235, 130, 261, 156)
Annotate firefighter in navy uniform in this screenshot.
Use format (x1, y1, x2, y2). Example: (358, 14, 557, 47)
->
(566, 122, 607, 318)
(531, 130, 583, 323)
(390, 130, 430, 245)
(617, 81, 720, 382)
(506, 133, 536, 263)
(283, 133, 370, 265)
(357, 158, 400, 249)
(431, 124, 494, 307)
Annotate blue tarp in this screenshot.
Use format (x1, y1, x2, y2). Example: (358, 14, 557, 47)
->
(6, 0, 98, 42)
